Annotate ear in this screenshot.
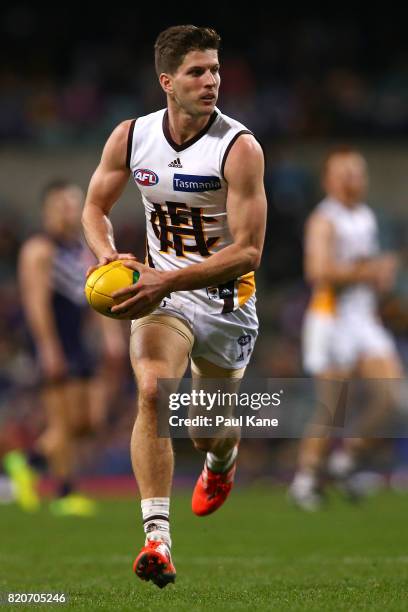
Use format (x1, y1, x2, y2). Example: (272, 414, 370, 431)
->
(159, 73, 173, 95)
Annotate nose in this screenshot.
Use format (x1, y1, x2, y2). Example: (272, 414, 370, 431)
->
(205, 70, 217, 87)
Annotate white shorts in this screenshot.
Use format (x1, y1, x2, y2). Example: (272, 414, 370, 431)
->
(302, 311, 396, 375)
(131, 292, 258, 370)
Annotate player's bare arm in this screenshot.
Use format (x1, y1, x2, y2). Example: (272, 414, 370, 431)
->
(111, 135, 266, 315)
(82, 120, 137, 267)
(18, 236, 67, 378)
(305, 212, 398, 290)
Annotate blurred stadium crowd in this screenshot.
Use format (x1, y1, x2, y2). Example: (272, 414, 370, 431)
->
(2, 9, 408, 144)
(0, 8, 407, 490)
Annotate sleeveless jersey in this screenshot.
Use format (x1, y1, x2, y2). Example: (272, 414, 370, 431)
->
(49, 236, 93, 366)
(49, 236, 90, 309)
(127, 108, 256, 314)
(26, 235, 94, 376)
(309, 197, 379, 318)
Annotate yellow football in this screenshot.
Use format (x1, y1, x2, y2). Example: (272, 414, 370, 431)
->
(85, 261, 140, 319)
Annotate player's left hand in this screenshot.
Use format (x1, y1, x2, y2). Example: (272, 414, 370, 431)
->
(86, 252, 138, 278)
(110, 260, 172, 318)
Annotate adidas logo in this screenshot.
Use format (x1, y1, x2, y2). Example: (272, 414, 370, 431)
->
(168, 157, 183, 168)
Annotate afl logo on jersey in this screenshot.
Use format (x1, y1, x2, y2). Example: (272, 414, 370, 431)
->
(134, 169, 159, 186)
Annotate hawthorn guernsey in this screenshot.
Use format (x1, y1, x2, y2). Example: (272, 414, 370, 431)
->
(126, 107, 256, 315)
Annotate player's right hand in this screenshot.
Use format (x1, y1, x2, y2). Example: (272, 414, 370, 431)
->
(39, 343, 68, 382)
(374, 253, 399, 293)
(86, 252, 137, 278)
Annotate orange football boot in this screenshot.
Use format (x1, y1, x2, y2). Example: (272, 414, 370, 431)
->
(133, 540, 176, 588)
(192, 461, 237, 516)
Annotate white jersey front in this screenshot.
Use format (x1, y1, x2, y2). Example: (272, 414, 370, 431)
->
(302, 196, 396, 374)
(127, 108, 256, 315)
(314, 196, 380, 318)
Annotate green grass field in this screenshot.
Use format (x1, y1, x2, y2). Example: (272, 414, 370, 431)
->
(1, 486, 408, 611)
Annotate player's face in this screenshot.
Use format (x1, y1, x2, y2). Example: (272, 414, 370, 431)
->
(43, 186, 84, 237)
(324, 153, 368, 205)
(167, 49, 220, 117)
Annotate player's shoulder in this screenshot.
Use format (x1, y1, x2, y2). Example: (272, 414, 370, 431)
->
(225, 131, 262, 157)
(313, 197, 343, 222)
(215, 109, 263, 173)
(315, 196, 336, 212)
(222, 132, 263, 181)
(103, 118, 142, 168)
(19, 233, 55, 262)
(213, 110, 254, 149)
(306, 199, 335, 232)
(131, 108, 166, 132)
(108, 119, 137, 149)
(119, 109, 166, 159)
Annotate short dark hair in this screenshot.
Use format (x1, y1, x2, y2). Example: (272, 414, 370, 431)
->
(154, 25, 221, 76)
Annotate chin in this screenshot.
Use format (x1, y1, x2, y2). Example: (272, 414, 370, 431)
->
(198, 104, 216, 117)
(348, 190, 365, 202)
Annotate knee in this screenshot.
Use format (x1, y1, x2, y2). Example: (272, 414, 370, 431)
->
(38, 428, 70, 455)
(71, 419, 92, 438)
(137, 380, 160, 411)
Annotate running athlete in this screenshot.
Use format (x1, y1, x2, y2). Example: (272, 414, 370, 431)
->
(82, 25, 267, 587)
(290, 147, 403, 511)
(14, 180, 125, 516)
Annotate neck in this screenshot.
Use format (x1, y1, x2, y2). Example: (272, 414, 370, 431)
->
(331, 192, 360, 208)
(166, 100, 212, 145)
(47, 228, 79, 242)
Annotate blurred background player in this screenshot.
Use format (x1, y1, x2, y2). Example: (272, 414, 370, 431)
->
(290, 147, 404, 510)
(5, 180, 126, 515)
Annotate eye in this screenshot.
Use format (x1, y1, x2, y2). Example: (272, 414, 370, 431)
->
(189, 68, 204, 77)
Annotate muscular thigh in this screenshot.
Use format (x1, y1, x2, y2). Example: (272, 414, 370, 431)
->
(191, 356, 245, 380)
(357, 353, 404, 379)
(190, 356, 244, 424)
(130, 314, 193, 383)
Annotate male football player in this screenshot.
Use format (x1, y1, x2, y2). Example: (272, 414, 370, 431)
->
(82, 25, 267, 587)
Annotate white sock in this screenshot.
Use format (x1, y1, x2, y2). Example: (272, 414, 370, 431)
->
(291, 470, 318, 495)
(206, 445, 238, 473)
(141, 497, 171, 547)
(327, 449, 355, 479)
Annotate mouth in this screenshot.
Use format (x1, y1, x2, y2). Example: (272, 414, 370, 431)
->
(200, 94, 216, 103)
